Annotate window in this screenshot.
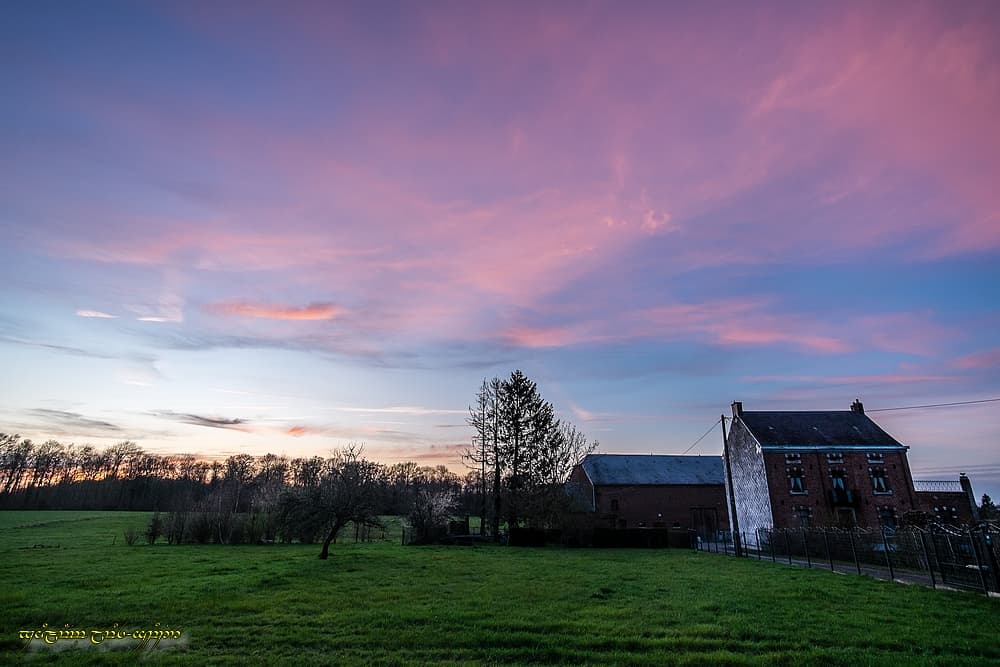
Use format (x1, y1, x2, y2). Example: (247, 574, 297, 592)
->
(831, 471, 847, 490)
(867, 452, 884, 464)
(785, 453, 802, 464)
(826, 452, 844, 464)
(836, 508, 857, 528)
(871, 470, 891, 494)
(610, 499, 620, 512)
(788, 467, 806, 494)
(795, 506, 812, 528)
(934, 506, 959, 523)
(878, 508, 897, 530)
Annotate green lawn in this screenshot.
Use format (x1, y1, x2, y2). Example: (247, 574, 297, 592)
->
(0, 511, 997, 665)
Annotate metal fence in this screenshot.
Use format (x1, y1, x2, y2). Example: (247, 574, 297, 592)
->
(697, 525, 1000, 595)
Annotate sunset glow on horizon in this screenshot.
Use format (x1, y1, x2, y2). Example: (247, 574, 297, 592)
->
(1, 2, 998, 497)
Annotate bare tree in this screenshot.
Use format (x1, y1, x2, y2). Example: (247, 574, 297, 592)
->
(464, 378, 493, 535)
(0, 435, 34, 497)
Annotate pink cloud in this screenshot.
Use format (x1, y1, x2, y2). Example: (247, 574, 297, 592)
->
(954, 348, 1000, 370)
(206, 301, 342, 321)
(16, 3, 997, 362)
(853, 313, 957, 356)
(498, 300, 853, 353)
(743, 374, 958, 386)
(750, 5, 1000, 254)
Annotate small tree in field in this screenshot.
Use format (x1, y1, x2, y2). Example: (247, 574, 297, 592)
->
(277, 445, 384, 559)
(407, 489, 459, 544)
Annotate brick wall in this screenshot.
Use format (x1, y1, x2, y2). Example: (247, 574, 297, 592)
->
(915, 490, 977, 526)
(763, 449, 918, 528)
(592, 483, 729, 532)
(569, 464, 730, 535)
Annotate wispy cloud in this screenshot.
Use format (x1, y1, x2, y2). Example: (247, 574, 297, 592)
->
(334, 405, 467, 416)
(0, 335, 114, 359)
(19, 408, 124, 437)
(206, 301, 342, 321)
(151, 410, 250, 432)
(76, 310, 118, 319)
(954, 348, 1000, 370)
(742, 374, 958, 386)
(3, 407, 176, 442)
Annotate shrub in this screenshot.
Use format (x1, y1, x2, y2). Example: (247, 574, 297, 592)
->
(146, 512, 163, 545)
(165, 511, 187, 545)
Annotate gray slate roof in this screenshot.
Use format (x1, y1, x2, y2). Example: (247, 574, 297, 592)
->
(580, 454, 724, 486)
(739, 411, 904, 449)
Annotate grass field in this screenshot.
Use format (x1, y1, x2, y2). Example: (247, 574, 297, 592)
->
(1, 511, 997, 665)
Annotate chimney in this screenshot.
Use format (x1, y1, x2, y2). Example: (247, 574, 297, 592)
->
(731, 401, 743, 419)
(959, 473, 980, 522)
(850, 399, 864, 414)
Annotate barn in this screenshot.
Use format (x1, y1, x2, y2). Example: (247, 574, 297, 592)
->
(567, 454, 729, 540)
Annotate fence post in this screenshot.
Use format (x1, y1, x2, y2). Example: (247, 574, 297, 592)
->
(784, 529, 793, 565)
(967, 529, 989, 595)
(755, 529, 762, 560)
(769, 529, 776, 562)
(919, 531, 936, 589)
(802, 529, 812, 568)
(742, 531, 748, 558)
(823, 529, 834, 571)
(881, 527, 895, 581)
(849, 529, 861, 575)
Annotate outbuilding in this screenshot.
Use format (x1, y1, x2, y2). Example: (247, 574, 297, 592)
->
(568, 453, 729, 540)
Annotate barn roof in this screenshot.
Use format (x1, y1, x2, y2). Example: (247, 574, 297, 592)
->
(739, 411, 905, 449)
(580, 454, 724, 486)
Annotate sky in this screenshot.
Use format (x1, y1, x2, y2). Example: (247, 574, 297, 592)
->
(1, 1, 998, 498)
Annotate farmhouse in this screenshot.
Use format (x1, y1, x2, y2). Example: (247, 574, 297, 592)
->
(568, 453, 729, 539)
(724, 400, 921, 536)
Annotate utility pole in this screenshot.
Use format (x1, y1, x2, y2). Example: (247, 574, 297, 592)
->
(722, 414, 742, 557)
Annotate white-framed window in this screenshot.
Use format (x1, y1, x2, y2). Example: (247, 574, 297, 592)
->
(867, 452, 884, 464)
(826, 452, 844, 464)
(785, 453, 802, 464)
(871, 469, 891, 494)
(788, 467, 807, 494)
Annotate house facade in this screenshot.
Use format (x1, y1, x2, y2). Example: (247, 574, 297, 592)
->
(724, 400, 923, 536)
(913, 474, 980, 526)
(568, 454, 729, 539)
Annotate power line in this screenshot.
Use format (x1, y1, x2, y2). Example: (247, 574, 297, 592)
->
(867, 397, 1000, 413)
(681, 417, 721, 455)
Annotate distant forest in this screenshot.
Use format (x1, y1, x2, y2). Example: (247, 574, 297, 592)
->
(0, 434, 472, 516)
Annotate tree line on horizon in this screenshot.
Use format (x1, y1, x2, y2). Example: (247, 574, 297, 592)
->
(0, 370, 599, 554)
(0, 434, 470, 515)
